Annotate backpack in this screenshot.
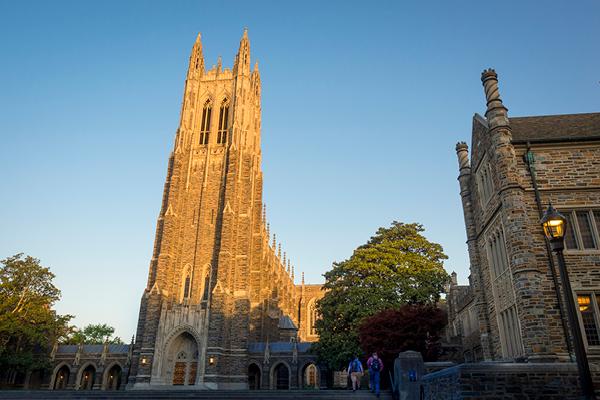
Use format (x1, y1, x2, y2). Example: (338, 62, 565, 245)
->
(351, 359, 361, 373)
(371, 358, 381, 372)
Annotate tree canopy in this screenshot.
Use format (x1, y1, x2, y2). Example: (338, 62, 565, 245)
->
(313, 222, 449, 369)
(64, 323, 123, 345)
(0, 254, 72, 372)
(358, 305, 447, 370)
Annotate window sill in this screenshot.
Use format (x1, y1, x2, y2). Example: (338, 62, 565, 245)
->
(563, 249, 600, 255)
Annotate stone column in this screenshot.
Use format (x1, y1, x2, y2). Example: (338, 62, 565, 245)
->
(455, 142, 493, 360)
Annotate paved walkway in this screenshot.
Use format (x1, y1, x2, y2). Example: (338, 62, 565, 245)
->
(0, 389, 393, 400)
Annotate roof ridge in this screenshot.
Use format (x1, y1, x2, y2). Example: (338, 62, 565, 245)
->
(511, 112, 600, 120)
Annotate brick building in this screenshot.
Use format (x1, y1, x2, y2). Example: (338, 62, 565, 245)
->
(454, 69, 600, 369)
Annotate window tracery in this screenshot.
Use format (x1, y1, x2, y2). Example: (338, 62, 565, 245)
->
(217, 99, 229, 144)
(199, 99, 211, 145)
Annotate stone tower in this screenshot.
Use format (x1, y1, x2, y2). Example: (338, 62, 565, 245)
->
(128, 30, 313, 390)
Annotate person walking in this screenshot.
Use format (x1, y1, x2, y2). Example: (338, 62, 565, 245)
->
(367, 352, 384, 398)
(347, 355, 364, 392)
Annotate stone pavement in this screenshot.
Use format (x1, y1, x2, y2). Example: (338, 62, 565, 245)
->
(0, 389, 393, 400)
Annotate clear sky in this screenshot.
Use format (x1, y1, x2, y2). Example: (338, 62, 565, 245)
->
(1, 0, 598, 340)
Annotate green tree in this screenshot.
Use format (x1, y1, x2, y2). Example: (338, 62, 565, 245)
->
(313, 222, 449, 370)
(0, 254, 72, 373)
(64, 323, 123, 345)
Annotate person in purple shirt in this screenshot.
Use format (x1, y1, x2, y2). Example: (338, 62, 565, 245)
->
(367, 352, 383, 398)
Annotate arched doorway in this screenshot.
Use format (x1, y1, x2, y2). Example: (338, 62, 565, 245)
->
(53, 365, 70, 390)
(164, 331, 198, 386)
(248, 363, 261, 390)
(104, 364, 122, 390)
(273, 363, 290, 390)
(303, 363, 318, 388)
(79, 365, 96, 390)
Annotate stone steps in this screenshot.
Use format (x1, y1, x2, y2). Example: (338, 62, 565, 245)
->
(0, 389, 393, 400)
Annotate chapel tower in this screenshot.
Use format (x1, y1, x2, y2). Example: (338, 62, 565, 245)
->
(128, 30, 310, 390)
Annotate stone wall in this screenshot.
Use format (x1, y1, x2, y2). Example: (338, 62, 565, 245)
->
(421, 363, 582, 400)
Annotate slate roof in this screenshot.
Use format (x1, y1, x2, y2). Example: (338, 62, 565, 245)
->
(278, 315, 298, 330)
(510, 112, 600, 143)
(248, 341, 312, 353)
(56, 344, 130, 354)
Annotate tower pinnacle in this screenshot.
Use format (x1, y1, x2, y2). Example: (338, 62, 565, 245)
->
(481, 68, 509, 129)
(234, 28, 251, 76)
(187, 32, 204, 78)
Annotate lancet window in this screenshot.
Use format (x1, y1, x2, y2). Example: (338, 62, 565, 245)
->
(308, 299, 318, 336)
(476, 157, 494, 206)
(199, 100, 211, 145)
(183, 275, 191, 300)
(180, 264, 192, 302)
(485, 222, 523, 359)
(202, 274, 210, 301)
(217, 99, 229, 144)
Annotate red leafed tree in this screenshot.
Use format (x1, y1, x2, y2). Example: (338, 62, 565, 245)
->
(358, 304, 447, 369)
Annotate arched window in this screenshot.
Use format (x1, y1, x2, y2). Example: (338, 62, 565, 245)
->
(217, 99, 229, 144)
(308, 299, 318, 336)
(199, 100, 211, 145)
(183, 275, 191, 300)
(180, 264, 192, 303)
(202, 274, 210, 301)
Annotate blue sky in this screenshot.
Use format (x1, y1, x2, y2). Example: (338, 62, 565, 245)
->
(1, 0, 598, 339)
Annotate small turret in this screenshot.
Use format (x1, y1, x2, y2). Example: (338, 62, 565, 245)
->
(481, 68, 509, 130)
(187, 33, 205, 79)
(234, 28, 251, 76)
(455, 142, 470, 171)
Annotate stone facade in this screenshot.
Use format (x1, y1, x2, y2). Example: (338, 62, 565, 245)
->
(125, 30, 324, 390)
(45, 343, 131, 391)
(455, 69, 600, 376)
(446, 273, 482, 362)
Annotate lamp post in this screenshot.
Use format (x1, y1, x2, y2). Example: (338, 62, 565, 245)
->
(541, 204, 596, 400)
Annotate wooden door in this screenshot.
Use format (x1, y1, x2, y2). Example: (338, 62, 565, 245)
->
(188, 362, 197, 385)
(172, 362, 186, 385)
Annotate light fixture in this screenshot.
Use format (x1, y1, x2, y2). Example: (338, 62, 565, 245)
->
(541, 204, 566, 246)
(578, 295, 591, 312)
(209, 356, 215, 365)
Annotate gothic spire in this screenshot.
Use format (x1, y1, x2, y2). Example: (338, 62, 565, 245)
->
(187, 33, 204, 79)
(234, 28, 251, 76)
